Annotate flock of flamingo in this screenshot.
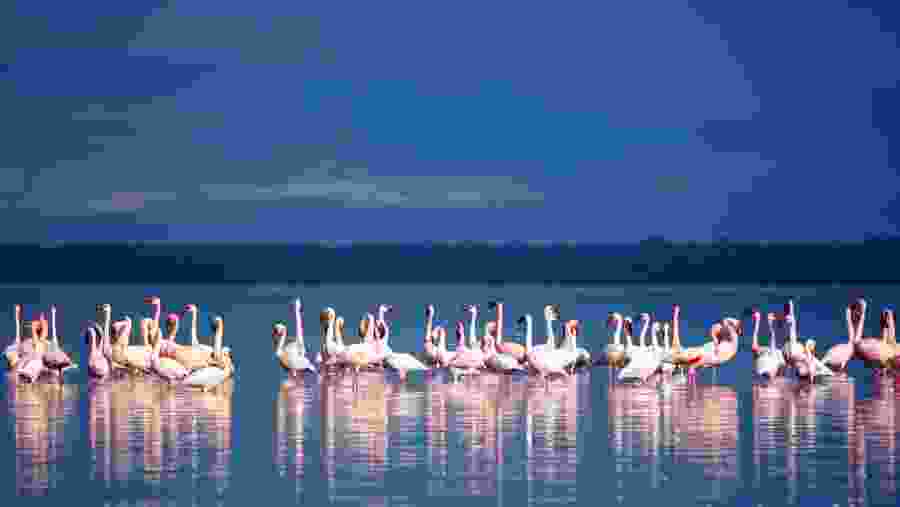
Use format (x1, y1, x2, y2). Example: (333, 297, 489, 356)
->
(3, 297, 234, 392)
(3, 296, 899, 390)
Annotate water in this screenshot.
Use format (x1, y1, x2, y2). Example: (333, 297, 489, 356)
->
(1, 283, 899, 506)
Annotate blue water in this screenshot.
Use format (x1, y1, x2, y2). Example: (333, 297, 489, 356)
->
(1, 284, 898, 506)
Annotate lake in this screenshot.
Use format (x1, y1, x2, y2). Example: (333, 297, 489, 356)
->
(1, 283, 898, 506)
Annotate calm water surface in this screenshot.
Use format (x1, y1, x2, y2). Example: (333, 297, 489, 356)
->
(1, 283, 899, 506)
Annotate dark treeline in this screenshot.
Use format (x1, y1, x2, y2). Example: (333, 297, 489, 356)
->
(1, 237, 897, 284)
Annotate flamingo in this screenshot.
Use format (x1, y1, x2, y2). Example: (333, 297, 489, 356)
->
(595, 312, 627, 367)
(705, 317, 741, 373)
(482, 323, 525, 373)
(669, 305, 706, 379)
(658, 322, 675, 374)
(162, 313, 215, 371)
(42, 306, 74, 381)
(886, 310, 899, 369)
(97, 304, 127, 372)
(782, 300, 808, 365)
(4, 304, 22, 370)
(422, 305, 441, 366)
(183, 304, 232, 357)
(434, 326, 455, 367)
(383, 322, 431, 381)
(487, 301, 526, 362)
(852, 299, 893, 372)
(519, 314, 568, 388)
(110, 316, 152, 375)
(447, 319, 485, 381)
(822, 305, 857, 372)
(16, 321, 45, 383)
(149, 319, 189, 384)
(751, 310, 783, 379)
(557, 310, 591, 368)
(273, 322, 316, 376)
(619, 321, 662, 384)
(534, 304, 561, 355)
(319, 308, 342, 368)
(86, 324, 110, 379)
(183, 316, 233, 392)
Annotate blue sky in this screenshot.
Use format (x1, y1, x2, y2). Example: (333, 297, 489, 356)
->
(1, 0, 898, 242)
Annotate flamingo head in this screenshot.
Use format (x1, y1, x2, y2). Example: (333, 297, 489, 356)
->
(293, 298, 302, 312)
(14, 304, 22, 317)
(100, 304, 112, 315)
(210, 315, 223, 330)
(272, 322, 288, 339)
(184, 304, 198, 314)
(335, 316, 345, 337)
(672, 304, 681, 317)
(358, 313, 375, 339)
(544, 304, 560, 321)
(426, 304, 435, 317)
(463, 304, 478, 316)
(723, 317, 742, 336)
(623, 317, 633, 335)
(378, 304, 393, 316)
(456, 321, 466, 343)
(144, 296, 161, 306)
(784, 314, 795, 327)
(805, 339, 816, 354)
(606, 312, 621, 328)
(487, 301, 502, 311)
(639, 312, 650, 324)
(84, 326, 97, 345)
(517, 314, 532, 329)
(566, 320, 580, 336)
(50, 305, 57, 316)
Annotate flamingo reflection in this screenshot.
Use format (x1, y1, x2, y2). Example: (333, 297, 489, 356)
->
(274, 377, 315, 501)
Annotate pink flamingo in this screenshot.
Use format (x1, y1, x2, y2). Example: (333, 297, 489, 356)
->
(423, 305, 440, 366)
(86, 324, 110, 379)
(481, 328, 524, 373)
(852, 299, 893, 372)
(16, 321, 45, 383)
(148, 320, 189, 384)
(519, 314, 569, 388)
(42, 306, 73, 381)
(434, 326, 455, 367)
(447, 320, 485, 381)
(822, 305, 857, 372)
(488, 301, 526, 362)
(4, 304, 22, 370)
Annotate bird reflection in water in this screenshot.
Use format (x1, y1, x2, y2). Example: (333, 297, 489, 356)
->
(609, 382, 740, 504)
(320, 370, 389, 504)
(274, 376, 315, 502)
(8, 373, 79, 496)
(857, 375, 899, 503)
(87, 376, 233, 500)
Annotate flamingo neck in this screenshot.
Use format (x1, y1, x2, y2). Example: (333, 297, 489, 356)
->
(190, 308, 199, 346)
(51, 310, 58, 344)
(752, 317, 760, 349)
(639, 320, 648, 347)
(424, 310, 434, 346)
(525, 317, 533, 351)
(295, 305, 305, 352)
(496, 304, 504, 344)
(213, 325, 223, 356)
(856, 306, 865, 343)
(613, 318, 622, 346)
(672, 311, 682, 350)
(468, 311, 477, 349)
(567, 325, 577, 351)
(153, 302, 161, 328)
(663, 327, 670, 350)
(14, 308, 20, 344)
(104, 311, 111, 342)
(545, 318, 555, 347)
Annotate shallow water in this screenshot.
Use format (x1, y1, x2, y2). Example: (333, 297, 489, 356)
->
(1, 283, 899, 506)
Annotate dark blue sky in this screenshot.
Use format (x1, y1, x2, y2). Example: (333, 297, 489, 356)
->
(1, 0, 898, 242)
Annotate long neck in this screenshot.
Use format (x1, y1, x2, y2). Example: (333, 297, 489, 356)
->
(613, 318, 622, 346)
(468, 312, 477, 348)
(525, 318, 533, 351)
(14, 309, 20, 344)
(545, 317, 555, 346)
(104, 311, 111, 341)
(845, 311, 855, 344)
(664, 327, 670, 350)
(497, 304, 504, 343)
(639, 320, 648, 347)
(752, 317, 759, 349)
(277, 331, 286, 354)
(568, 325, 576, 351)
(295, 305, 305, 351)
(424, 310, 433, 346)
(190, 309, 199, 346)
(153, 303, 161, 330)
(856, 307, 865, 342)
(214, 325, 223, 355)
(672, 311, 682, 350)
(326, 318, 336, 346)
(51, 310, 58, 344)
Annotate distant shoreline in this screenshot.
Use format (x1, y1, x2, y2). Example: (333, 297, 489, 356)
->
(1, 239, 896, 284)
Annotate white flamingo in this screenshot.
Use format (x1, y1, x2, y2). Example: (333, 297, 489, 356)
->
(183, 316, 233, 392)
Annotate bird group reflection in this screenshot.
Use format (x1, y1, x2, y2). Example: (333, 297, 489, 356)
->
(272, 371, 587, 504)
(86, 376, 233, 499)
(7, 373, 78, 496)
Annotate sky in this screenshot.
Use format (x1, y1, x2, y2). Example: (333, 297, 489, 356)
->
(1, 0, 899, 243)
